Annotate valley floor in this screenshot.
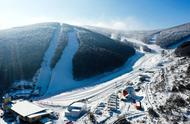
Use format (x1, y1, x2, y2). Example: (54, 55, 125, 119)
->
(2, 34, 190, 124)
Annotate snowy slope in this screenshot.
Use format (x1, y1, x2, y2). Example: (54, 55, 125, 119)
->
(123, 37, 163, 53)
(36, 23, 61, 95)
(45, 29, 79, 96)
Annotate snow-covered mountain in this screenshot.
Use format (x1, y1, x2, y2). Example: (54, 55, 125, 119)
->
(1, 22, 190, 124)
(0, 23, 135, 97)
(0, 22, 59, 96)
(86, 22, 190, 50)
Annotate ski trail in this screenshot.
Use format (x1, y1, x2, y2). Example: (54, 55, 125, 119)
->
(36, 24, 61, 95)
(45, 29, 79, 96)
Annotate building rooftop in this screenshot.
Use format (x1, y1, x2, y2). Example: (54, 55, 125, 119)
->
(11, 100, 47, 117)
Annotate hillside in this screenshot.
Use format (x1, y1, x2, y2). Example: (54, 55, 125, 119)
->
(175, 41, 190, 57)
(2, 23, 190, 124)
(86, 22, 190, 51)
(156, 23, 190, 48)
(73, 28, 135, 80)
(0, 23, 59, 96)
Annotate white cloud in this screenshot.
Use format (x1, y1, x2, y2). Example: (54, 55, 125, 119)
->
(64, 17, 148, 31)
(0, 16, 147, 31)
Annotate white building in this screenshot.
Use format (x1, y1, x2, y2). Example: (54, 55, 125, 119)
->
(65, 102, 87, 118)
(10, 100, 52, 123)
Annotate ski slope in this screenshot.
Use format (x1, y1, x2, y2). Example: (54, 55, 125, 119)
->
(123, 36, 163, 53)
(36, 24, 61, 95)
(45, 29, 79, 96)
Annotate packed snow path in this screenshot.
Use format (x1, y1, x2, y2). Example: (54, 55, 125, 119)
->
(36, 24, 61, 95)
(45, 29, 79, 96)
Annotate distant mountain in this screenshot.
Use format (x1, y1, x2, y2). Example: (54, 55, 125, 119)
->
(85, 25, 159, 42)
(85, 26, 156, 52)
(86, 22, 190, 49)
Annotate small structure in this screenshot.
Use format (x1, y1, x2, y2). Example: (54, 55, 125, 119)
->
(65, 102, 87, 118)
(124, 86, 135, 96)
(123, 86, 143, 102)
(123, 89, 128, 96)
(134, 101, 142, 110)
(10, 100, 52, 123)
(139, 74, 150, 82)
(107, 93, 119, 112)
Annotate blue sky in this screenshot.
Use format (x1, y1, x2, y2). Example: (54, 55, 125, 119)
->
(0, 0, 190, 30)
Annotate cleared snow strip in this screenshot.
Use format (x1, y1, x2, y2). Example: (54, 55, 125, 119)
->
(45, 29, 79, 96)
(36, 24, 61, 95)
(133, 53, 161, 70)
(125, 37, 163, 53)
(149, 34, 158, 43)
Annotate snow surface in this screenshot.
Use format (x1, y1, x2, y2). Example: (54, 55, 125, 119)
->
(45, 29, 79, 96)
(36, 24, 61, 95)
(122, 36, 163, 53)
